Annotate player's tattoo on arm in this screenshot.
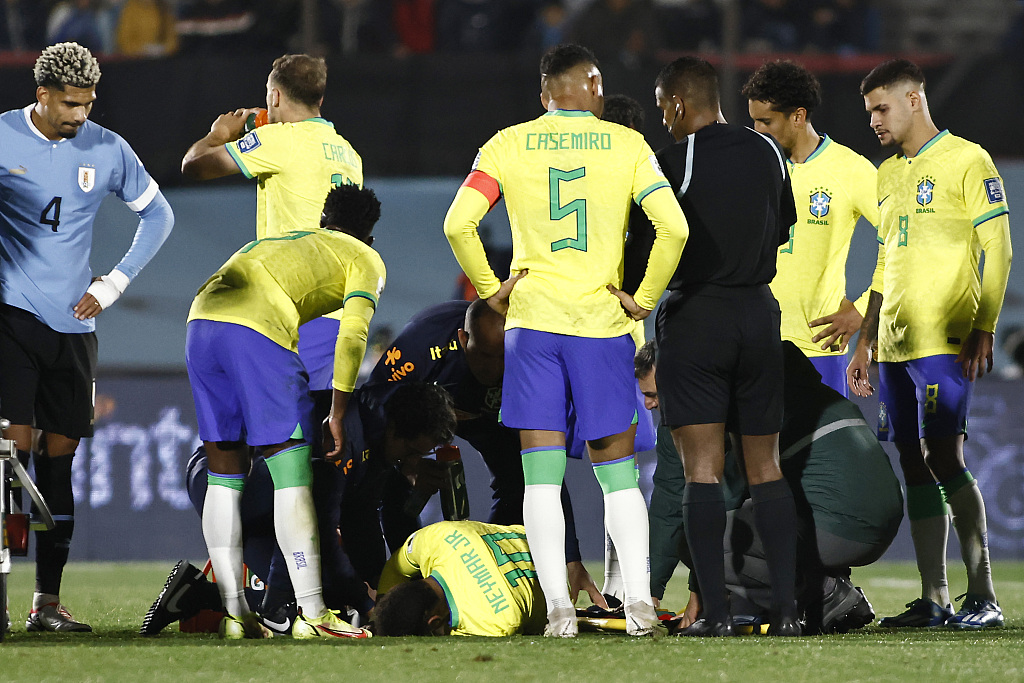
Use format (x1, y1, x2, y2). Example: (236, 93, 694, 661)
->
(858, 290, 883, 345)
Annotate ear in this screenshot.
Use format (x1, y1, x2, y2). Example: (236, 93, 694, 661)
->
(907, 89, 921, 110)
(457, 327, 469, 349)
(271, 87, 282, 108)
(36, 86, 48, 105)
(540, 90, 550, 110)
(791, 107, 807, 126)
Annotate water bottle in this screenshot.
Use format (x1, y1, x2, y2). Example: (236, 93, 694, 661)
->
(244, 109, 268, 133)
(438, 444, 469, 521)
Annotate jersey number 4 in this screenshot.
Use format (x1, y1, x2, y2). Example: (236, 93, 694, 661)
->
(549, 167, 588, 252)
(40, 196, 62, 232)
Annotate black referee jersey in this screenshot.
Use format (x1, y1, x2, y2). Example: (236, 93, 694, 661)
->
(625, 123, 796, 291)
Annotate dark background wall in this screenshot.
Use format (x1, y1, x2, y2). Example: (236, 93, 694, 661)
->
(2, 50, 1023, 186)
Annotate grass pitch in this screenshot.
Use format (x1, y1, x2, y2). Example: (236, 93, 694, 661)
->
(2, 560, 1022, 682)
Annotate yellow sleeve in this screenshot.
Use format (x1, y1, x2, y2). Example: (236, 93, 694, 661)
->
(633, 186, 688, 310)
(850, 157, 879, 316)
(332, 253, 386, 392)
(974, 213, 1013, 332)
(377, 533, 422, 595)
(443, 185, 502, 300)
(225, 124, 290, 179)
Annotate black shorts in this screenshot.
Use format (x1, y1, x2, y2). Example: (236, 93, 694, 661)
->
(0, 304, 97, 439)
(655, 284, 783, 434)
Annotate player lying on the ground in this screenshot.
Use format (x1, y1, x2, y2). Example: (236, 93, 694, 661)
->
(361, 298, 656, 607)
(640, 340, 904, 634)
(141, 382, 457, 636)
(373, 521, 547, 636)
(184, 183, 385, 640)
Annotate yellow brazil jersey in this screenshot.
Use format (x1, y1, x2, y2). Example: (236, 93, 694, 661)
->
(445, 111, 688, 339)
(226, 118, 363, 239)
(377, 521, 546, 637)
(770, 135, 879, 357)
(187, 229, 385, 391)
(875, 130, 1011, 362)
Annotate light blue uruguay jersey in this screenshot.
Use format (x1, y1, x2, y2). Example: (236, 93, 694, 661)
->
(0, 105, 159, 333)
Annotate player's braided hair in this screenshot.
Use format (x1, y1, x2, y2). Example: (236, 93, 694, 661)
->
(372, 580, 440, 636)
(321, 184, 381, 240)
(603, 94, 645, 131)
(540, 44, 598, 79)
(742, 60, 822, 118)
(33, 42, 101, 89)
(385, 382, 457, 446)
(270, 54, 327, 107)
(656, 57, 719, 111)
(634, 340, 657, 379)
(860, 59, 926, 96)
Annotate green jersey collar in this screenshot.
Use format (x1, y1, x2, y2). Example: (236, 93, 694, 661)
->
(543, 110, 595, 118)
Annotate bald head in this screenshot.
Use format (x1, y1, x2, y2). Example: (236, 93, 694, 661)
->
(539, 44, 603, 116)
(459, 299, 506, 387)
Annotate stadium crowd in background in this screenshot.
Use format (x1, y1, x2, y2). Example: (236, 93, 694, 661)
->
(0, 0, 887, 59)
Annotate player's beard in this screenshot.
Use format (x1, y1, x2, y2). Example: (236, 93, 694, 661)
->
(59, 125, 81, 139)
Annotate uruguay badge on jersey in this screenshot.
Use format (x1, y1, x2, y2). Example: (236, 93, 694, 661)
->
(916, 176, 935, 206)
(78, 165, 95, 192)
(809, 188, 831, 219)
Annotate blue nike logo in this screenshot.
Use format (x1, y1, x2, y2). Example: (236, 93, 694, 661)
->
(878, 195, 889, 207)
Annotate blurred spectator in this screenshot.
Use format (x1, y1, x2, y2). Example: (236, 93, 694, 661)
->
(393, 0, 436, 54)
(47, 0, 112, 53)
(436, 0, 511, 52)
(805, 0, 877, 53)
(654, 0, 720, 51)
(177, 0, 255, 55)
(524, 0, 568, 52)
(1, 0, 52, 51)
(247, 0, 300, 55)
(116, 0, 178, 56)
(570, 0, 661, 68)
(742, 0, 807, 52)
(311, 0, 395, 55)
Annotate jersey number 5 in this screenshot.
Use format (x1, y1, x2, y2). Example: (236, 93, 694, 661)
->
(40, 196, 62, 232)
(549, 167, 588, 252)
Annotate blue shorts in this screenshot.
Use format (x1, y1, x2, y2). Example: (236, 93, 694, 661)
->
(502, 328, 636, 441)
(566, 380, 655, 459)
(297, 317, 341, 392)
(810, 354, 849, 398)
(877, 355, 972, 442)
(186, 320, 314, 446)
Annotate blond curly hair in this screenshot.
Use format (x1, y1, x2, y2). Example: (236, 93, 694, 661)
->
(33, 42, 101, 89)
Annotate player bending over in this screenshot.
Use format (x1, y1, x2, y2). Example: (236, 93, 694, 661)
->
(185, 184, 384, 639)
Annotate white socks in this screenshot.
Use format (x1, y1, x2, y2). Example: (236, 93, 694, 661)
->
(603, 488, 653, 608)
(274, 485, 326, 618)
(523, 484, 572, 611)
(202, 484, 247, 617)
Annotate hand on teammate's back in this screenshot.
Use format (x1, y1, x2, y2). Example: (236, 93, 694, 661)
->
(956, 328, 994, 382)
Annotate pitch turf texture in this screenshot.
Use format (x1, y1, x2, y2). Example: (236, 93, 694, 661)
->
(2, 561, 1022, 682)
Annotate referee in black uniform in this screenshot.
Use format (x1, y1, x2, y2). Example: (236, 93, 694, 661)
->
(650, 57, 800, 636)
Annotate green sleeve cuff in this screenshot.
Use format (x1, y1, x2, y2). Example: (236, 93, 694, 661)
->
(225, 143, 254, 179)
(635, 181, 671, 206)
(973, 207, 1009, 228)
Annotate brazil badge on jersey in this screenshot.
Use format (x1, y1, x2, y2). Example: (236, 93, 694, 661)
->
(875, 130, 1010, 361)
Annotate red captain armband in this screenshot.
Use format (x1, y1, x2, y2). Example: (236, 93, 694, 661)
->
(461, 170, 501, 209)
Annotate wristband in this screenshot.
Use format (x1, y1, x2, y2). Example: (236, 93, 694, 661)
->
(85, 269, 130, 310)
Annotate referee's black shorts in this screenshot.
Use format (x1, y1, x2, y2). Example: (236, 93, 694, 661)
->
(655, 284, 783, 434)
(0, 303, 97, 439)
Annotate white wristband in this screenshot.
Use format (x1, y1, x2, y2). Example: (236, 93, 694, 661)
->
(86, 269, 130, 310)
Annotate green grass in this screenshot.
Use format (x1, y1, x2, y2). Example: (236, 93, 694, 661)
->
(2, 561, 1023, 682)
